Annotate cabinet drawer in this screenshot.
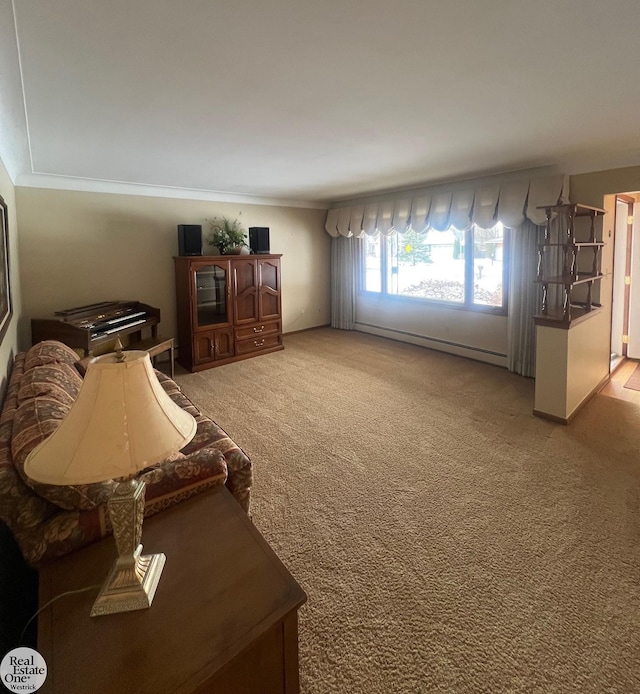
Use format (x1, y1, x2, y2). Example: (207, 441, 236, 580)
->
(234, 320, 281, 341)
(235, 333, 282, 356)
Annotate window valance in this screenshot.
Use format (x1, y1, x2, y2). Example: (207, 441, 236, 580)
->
(324, 174, 569, 237)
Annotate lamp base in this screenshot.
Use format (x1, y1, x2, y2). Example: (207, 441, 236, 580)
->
(91, 544, 166, 617)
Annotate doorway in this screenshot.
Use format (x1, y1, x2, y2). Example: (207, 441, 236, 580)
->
(610, 195, 634, 367)
(601, 191, 640, 404)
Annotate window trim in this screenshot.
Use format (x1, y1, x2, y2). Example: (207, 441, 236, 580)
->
(360, 226, 510, 316)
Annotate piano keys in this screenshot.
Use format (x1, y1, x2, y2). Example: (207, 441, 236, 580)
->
(31, 300, 161, 356)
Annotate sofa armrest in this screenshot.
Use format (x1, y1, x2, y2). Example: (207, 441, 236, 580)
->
(141, 448, 228, 516)
(155, 370, 253, 513)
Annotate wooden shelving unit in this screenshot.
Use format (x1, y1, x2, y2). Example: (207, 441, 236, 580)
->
(534, 203, 606, 328)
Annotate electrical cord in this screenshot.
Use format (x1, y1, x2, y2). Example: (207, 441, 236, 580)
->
(19, 584, 102, 646)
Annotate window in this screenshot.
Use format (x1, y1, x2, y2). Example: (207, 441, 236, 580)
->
(363, 223, 508, 312)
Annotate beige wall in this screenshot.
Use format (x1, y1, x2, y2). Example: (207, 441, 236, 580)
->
(536, 314, 610, 420)
(357, 296, 507, 366)
(570, 166, 640, 207)
(15, 187, 330, 350)
(534, 326, 568, 418)
(0, 155, 23, 400)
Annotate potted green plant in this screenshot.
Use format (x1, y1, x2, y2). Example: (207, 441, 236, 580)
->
(206, 216, 248, 255)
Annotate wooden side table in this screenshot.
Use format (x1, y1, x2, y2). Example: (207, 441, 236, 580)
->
(37, 487, 307, 694)
(127, 336, 175, 378)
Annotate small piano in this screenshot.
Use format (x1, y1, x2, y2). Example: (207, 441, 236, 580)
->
(31, 301, 161, 356)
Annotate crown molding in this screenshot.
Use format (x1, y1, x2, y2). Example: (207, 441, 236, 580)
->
(14, 172, 329, 210)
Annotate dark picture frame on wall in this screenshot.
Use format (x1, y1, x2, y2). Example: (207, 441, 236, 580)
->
(0, 195, 13, 343)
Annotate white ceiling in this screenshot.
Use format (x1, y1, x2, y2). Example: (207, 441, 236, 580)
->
(4, 0, 640, 205)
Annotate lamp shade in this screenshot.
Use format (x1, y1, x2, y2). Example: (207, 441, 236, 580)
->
(24, 350, 197, 485)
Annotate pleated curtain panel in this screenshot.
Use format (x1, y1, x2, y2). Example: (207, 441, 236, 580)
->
(326, 173, 569, 377)
(508, 220, 543, 378)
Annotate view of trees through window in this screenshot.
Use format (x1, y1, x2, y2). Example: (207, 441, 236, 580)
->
(364, 223, 507, 311)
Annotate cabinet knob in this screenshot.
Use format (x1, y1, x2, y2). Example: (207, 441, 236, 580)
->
(253, 326, 264, 333)
(255, 339, 265, 347)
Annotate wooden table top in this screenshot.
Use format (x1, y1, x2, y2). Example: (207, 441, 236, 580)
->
(37, 486, 306, 694)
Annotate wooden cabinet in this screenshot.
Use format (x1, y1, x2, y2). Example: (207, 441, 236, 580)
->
(534, 203, 606, 328)
(175, 255, 283, 372)
(37, 486, 307, 694)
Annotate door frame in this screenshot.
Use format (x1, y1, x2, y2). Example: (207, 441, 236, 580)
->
(613, 195, 635, 358)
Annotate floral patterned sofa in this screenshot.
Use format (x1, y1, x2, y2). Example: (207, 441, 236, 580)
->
(0, 340, 252, 565)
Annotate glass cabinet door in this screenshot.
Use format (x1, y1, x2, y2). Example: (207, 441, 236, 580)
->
(193, 262, 230, 328)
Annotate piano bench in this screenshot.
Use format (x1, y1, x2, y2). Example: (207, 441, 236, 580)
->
(127, 336, 175, 378)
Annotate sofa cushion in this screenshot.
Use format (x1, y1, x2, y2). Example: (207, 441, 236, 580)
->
(12, 395, 117, 512)
(24, 341, 80, 371)
(17, 363, 82, 406)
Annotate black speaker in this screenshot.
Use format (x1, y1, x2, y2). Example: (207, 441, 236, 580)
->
(249, 227, 270, 254)
(178, 225, 203, 256)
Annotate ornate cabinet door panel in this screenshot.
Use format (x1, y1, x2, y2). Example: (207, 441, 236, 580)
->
(191, 260, 232, 331)
(213, 327, 235, 360)
(258, 259, 281, 321)
(194, 331, 215, 365)
(194, 328, 234, 365)
(233, 259, 259, 324)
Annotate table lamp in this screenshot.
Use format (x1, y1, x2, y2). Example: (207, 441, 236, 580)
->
(24, 341, 197, 617)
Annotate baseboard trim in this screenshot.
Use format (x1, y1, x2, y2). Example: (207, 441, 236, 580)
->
(283, 324, 331, 337)
(532, 409, 568, 425)
(533, 372, 611, 425)
(355, 322, 507, 367)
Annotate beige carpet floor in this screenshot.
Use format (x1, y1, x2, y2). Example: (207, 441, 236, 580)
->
(175, 328, 640, 694)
